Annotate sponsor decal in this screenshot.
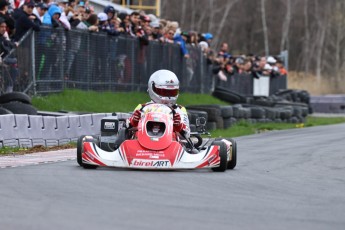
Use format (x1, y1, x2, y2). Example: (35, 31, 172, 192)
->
(131, 159, 171, 167)
(136, 150, 165, 156)
(85, 151, 95, 160)
(150, 137, 159, 141)
(104, 122, 116, 129)
(208, 155, 216, 165)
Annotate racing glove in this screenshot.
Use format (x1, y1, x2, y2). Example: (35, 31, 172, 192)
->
(173, 113, 184, 132)
(129, 109, 141, 127)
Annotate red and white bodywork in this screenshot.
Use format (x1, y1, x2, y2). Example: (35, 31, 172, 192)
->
(80, 104, 222, 170)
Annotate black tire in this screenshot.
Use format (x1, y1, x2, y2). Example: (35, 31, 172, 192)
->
(1, 101, 37, 115)
(0, 92, 32, 104)
(226, 138, 237, 169)
(230, 117, 237, 125)
(249, 98, 275, 107)
(223, 118, 232, 129)
(274, 89, 294, 96)
(275, 101, 308, 108)
(186, 105, 220, 122)
(289, 116, 300, 124)
(264, 108, 276, 119)
(206, 121, 217, 131)
(242, 108, 251, 119)
(212, 90, 242, 104)
(249, 107, 265, 119)
(77, 135, 86, 167)
(77, 135, 98, 169)
(188, 109, 208, 125)
(215, 116, 224, 129)
(212, 88, 246, 104)
(301, 107, 309, 117)
(281, 110, 293, 120)
(292, 107, 302, 117)
(220, 105, 233, 118)
(214, 137, 237, 170)
(232, 105, 242, 118)
(211, 141, 227, 172)
(0, 107, 13, 115)
(214, 86, 247, 101)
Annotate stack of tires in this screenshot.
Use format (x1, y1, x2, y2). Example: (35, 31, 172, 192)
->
(186, 87, 311, 131)
(186, 105, 238, 131)
(0, 92, 37, 115)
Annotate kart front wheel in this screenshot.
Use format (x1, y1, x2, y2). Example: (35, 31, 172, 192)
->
(77, 135, 98, 169)
(227, 138, 237, 169)
(211, 141, 227, 172)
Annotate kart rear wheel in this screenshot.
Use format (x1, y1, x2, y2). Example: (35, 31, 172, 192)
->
(211, 141, 227, 172)
(77, 135, 98, 169)
(227, 138, 237, 169)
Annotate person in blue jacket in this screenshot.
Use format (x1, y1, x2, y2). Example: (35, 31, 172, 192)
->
(42, 4, 61, 27)
(174, 31, 190, 59)
(36, 4, 62, 89)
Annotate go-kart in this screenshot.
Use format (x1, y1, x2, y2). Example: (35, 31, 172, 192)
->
(77, 103, 237, 172)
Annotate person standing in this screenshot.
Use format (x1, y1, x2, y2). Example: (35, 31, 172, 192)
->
(0, 0, 15, 37)
(12, 0, 40, 42)
(0, 17, 18, 92)
(33, 2, 48, 23)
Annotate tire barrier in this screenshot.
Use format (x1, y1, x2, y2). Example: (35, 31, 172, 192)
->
(0, 92, 36, 115)
(186, 88, 313, 131)
(0, 92, 32, 104)
(4, 91, 340, 148)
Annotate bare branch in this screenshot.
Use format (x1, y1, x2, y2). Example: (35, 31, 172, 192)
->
(261, 0, 269, 56)
(213, 0, 239, 48)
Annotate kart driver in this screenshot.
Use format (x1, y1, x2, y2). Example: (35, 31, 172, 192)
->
(128, 69, 190, 139)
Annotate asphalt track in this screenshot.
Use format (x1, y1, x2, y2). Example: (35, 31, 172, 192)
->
(1, 123, 345, 230)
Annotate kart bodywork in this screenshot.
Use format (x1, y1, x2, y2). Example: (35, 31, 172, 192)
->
(77, 104, 236, 171)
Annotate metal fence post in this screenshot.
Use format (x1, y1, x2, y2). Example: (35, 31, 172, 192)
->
(31, 31, 36, 96)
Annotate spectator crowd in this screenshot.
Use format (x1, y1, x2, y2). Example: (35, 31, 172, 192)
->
(0, 0, 287, 93)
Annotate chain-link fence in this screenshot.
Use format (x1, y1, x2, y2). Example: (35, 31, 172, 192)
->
(2, 27, 286, 96)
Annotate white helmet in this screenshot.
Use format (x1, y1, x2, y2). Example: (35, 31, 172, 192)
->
(148, 70, 179, 105)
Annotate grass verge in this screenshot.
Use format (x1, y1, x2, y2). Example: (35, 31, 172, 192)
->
(32, 89, 228, 113)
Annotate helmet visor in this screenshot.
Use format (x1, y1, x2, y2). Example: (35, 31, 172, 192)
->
(153, 84, 179, 97)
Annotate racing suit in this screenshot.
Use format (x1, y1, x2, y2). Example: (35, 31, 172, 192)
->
(128, 102, 232, 158)
(128, 101, 191, 138)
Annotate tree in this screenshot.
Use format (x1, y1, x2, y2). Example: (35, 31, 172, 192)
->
(261, 0, 269, 56)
